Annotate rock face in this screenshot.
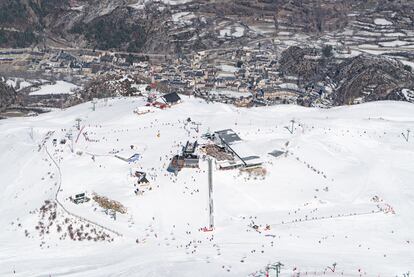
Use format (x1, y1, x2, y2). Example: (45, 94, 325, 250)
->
(278, 46, 414, 105)
(0, 81, 17, 111)
(0, 0, 68, 47)
(332, 55, 414, 105)
(71, 7, 147, 52)
(279, 46, 324, 82)
(69, 4, 176, 53)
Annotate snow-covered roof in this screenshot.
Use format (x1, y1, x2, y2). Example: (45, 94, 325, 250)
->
(230, 142, 263, 166)
(215, 129, 242, 144)
(214, 129, 262, 166)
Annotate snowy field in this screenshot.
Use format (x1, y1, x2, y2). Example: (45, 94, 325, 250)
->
(0, 77, 37, 91)
(219, 25, 245, 38)
(29, 81, 79, 96)
(130, 0, 193, 7)
(0, 96, 413, 276)
(374, 18, 393, 26)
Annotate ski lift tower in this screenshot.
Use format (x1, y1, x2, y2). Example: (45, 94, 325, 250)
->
(75, 118, 82, 130)
(208, 158, 214, 230)
(402, 129, 410, 142)
(29, 127, 34, 140)
(92, 98, 98, 111)
(290, 119, 295, 134)
(192, 122, 202, 133)
(285, 119, 295, 134)
(68, 129, 74, 153)
(266, 262, 284, 277)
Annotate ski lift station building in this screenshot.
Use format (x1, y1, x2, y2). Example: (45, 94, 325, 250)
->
(214, 129, 263, 169)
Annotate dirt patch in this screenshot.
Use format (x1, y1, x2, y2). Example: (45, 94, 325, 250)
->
(92, 193, 127, 214)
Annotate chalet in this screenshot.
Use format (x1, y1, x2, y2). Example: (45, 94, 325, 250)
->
(162, 92, 182, 105)
(71, 193, 90, 204)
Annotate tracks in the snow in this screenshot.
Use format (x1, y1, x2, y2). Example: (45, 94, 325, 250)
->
(44, 143, 123, 237)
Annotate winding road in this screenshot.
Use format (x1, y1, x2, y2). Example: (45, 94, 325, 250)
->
(43, 143, 123, 237)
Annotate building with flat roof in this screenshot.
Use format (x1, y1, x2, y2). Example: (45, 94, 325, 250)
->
(213, 129, 262, 169)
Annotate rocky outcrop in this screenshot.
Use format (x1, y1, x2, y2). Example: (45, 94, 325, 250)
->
(279, 46, 326, 82)
(70, 7, 147, 52)
(279, 46, 414, 105)
(332, 55, 414, 105)
(0, 81, 18, 112)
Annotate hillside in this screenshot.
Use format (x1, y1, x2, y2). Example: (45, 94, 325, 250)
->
(1, 0, 413, 53)
(0, 80, 17, 112)
(1, 0, 414, 110)
(0, 96, 413, 276)
(278, 47, 414, 105)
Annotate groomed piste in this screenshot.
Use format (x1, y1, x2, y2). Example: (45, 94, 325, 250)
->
(0, 96, 413, 276)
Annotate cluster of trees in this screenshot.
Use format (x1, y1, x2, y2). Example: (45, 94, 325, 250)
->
(0, 78, 18, 112)
(0, 28, 38, 48)
(0, 0, 68, 22)
(71, 15, 147, 53)
(0, 0, 27, 25)
(0, 0, 69, 48)
(403, 64, 412, 72)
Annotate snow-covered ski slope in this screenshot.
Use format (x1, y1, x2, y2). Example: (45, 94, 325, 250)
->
(0, 96, 413, 276)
